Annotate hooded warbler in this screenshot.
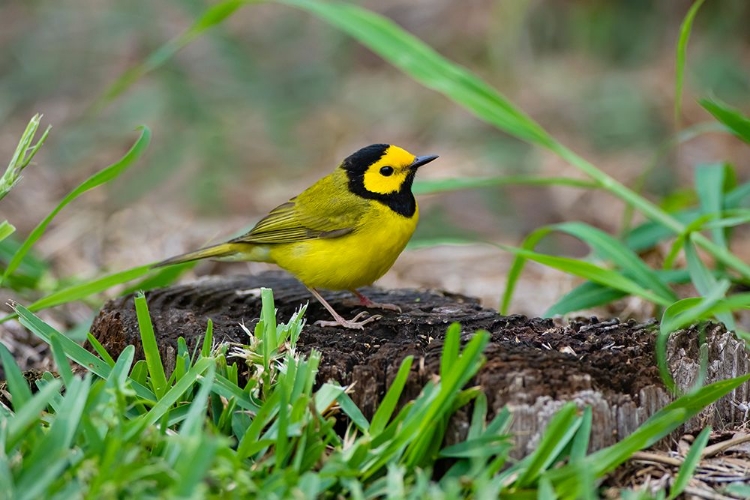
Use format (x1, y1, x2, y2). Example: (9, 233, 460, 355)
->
(155, 143, 438, 329)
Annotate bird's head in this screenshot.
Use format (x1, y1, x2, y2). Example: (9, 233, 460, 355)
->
(341, 143, 438, 197)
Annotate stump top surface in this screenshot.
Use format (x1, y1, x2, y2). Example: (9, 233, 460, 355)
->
(90, 271, 662, 403)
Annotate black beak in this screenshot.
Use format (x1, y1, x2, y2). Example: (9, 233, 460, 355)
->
(411, 154, 438, 169)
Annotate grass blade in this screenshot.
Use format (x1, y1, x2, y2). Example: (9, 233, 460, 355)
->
(439, 323, 460, 380)
(0, 237, 49, 292)
(412, 176, 598, 195)
(660, 282, 732, 335)
(258, 287, 277, 370)
(0, 114, 50, 202)
(403, 333, 489, 468)
(120, 261, 193, 295)
(545, 282, 628, 317)
(537, 477, 555, 500)
(569, 406, 593, 463)
(515, 403, 580, 487)
(548, 268, 706, 317)
(6, 379, 63, 452)
(695, 163, 730, 249)
(12, 304, 111, 379)
(94, 0, 250, 110)
(2, 126, 150, 282)
(109, 345, 136, 386)
(684, 239, 734, 329)
(134, 293, 168, 399)
(506, 222, 677, 316)
(501, 226, 553, 314)
(48, 334, 75, 387)
(336, 391, 370, 433)
(0, 343, 33, 410)
(726, 484, 750, 498)
(279, 0, 555, 149)
(626, 179, 750, 252)
(674, 0, 705, 126)
(0, 264, 153, 323)
(499, 244, 673, 307)
(86, 333, 116, 367)
(468, 392, 488, 439)
(668, 426, 710, 499)
(0, 222, 15, 242)
(212, 374, 259, 411)
(236, 390, 281, 459)
(625, 210, 699, 253)
(172, 437, 220, 497)
(201, 319, 214, 358)
(553, 222, 677, 302)
(657, 292, 716, 391)
(438, 435, 510, 459)
(700, 97, 750, 144)
(370, 356, 413, 436)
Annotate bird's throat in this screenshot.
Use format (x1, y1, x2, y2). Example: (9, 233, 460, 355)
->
(348, 174, 417, 218)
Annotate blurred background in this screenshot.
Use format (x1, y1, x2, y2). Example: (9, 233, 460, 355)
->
(1, 0, 750, 320)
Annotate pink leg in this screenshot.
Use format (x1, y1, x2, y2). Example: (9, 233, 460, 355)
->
(351, 289, 402, 313)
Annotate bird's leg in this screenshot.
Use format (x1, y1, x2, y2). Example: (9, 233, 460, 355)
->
(350, 289, 402, 313)
(307, 287, 381, 330)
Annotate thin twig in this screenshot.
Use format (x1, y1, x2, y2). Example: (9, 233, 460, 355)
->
(630, 451, 683, 467)
(702, 433, 750, 458)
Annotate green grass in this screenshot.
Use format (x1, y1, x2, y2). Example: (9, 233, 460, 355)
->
(3, 291, 748, 498)
(2, 0, 750, 497)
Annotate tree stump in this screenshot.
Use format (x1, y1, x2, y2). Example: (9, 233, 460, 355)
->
(89, 271, 750, 456)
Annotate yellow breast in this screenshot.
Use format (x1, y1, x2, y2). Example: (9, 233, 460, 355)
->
(268, 201, 418, 290)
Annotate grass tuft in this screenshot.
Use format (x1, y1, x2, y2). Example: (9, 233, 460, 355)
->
(0, 114, 50, 203)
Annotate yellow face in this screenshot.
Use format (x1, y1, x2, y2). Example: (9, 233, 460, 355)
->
(361, 145, 417, 195)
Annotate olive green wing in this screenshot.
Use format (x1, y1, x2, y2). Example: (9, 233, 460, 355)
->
(229, 176, 368, 245)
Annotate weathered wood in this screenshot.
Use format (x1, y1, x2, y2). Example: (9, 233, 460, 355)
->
(88, 271, 750, 456)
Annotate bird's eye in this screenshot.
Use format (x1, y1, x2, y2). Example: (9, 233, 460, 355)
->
(380, 166, 394, 176)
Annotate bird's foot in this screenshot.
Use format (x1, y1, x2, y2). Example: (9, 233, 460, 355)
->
(351, 290, 402, 313)
(314, 311, 382, 330)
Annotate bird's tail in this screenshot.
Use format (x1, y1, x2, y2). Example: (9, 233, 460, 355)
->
(153, 242, 241, 268)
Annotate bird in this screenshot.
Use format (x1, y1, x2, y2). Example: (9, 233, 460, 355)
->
(155, 143, 438, 329)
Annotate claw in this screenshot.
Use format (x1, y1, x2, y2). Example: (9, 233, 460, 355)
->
(314, 311, 382, 330)
(307, 287, 384, 329)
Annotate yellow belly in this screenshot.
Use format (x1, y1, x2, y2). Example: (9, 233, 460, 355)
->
(267, 201, 418, 290)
